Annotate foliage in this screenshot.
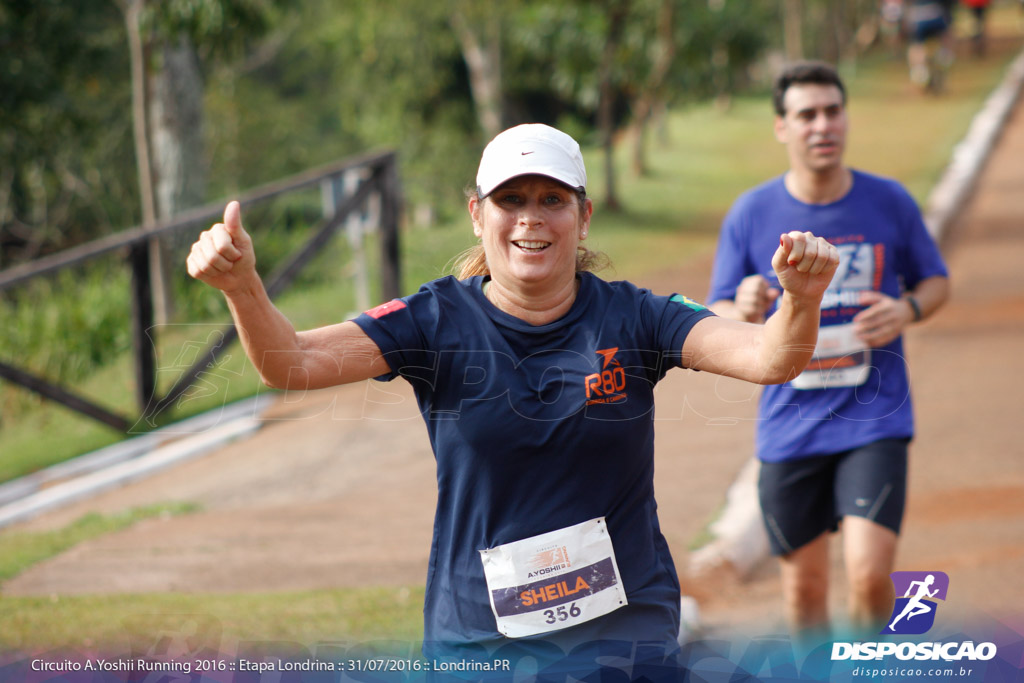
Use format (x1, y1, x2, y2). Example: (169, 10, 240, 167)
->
(1, 0, 782, 269)
(4, 1, 1021, 471)
(660, 0, 776, 100)
(0, 264, 133, 385)
(507, 0, 775, 132)
(142, 0, 276, 57)
(0, 1, 137, 265)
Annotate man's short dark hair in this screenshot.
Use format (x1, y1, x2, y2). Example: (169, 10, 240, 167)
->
(772, 61, 847, 116)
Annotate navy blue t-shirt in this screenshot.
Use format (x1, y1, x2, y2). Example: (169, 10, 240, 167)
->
(353, 272, 714, 656)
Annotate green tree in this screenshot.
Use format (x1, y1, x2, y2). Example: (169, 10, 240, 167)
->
(227, 0, 480, 219)
(507, 0, 773, 206)
(781, 0, 880, 65)
(0, 0, 135, 267)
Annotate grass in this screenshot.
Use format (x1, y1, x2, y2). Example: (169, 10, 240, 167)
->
(1, 18, 1022, 651)
(0, 503, 425, 652)
(0, 503, 200, 585)
(0, 586, 425, 652)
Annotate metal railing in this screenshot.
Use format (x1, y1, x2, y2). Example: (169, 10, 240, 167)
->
(0, 150, 401, 432)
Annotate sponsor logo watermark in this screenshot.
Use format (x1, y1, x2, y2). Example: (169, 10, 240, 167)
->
(883, 570, 948, 635)
(831, 570, 998, 678)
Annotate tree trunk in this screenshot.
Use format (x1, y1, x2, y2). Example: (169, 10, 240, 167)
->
(631, 100, 653, 178)
(149, 35, 206, 220)
(123, 0, 156, 224)
(783, 0, 804, 62)
(631, 0, 674, 176)
(146, 34, 206, 324)
(822, 0, 843, 64)
(450, 7, 503, 139)
(123, 0, 175, 326)
(598, 0, 630, 212)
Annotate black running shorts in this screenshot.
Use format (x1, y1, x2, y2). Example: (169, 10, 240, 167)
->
(758, 437, 909, 556)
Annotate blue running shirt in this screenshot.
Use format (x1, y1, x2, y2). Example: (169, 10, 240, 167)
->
(708, 171, 948, 463)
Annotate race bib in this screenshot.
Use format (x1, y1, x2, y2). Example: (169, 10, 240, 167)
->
(479, 517, 627, 638)
(790, 323, 871, 390)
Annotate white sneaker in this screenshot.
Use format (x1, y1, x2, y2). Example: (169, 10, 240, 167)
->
(678, 595, 703, 645)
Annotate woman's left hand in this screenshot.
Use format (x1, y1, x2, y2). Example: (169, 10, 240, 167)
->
(771, 231, 840, 303)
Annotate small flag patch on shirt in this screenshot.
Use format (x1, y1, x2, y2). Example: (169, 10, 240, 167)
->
(365, 299, 407, 319)
(670, 294, 708, 312)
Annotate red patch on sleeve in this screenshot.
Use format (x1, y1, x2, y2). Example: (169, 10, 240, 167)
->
(365, 299, 407, 319)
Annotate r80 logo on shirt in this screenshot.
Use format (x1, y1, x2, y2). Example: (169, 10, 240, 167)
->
(585, 348, 627, 406)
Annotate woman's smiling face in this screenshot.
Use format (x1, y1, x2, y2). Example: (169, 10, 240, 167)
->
(470, 175, 592, 294)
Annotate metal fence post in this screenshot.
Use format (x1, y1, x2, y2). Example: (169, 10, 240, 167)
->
(129, 242, 157, 416)
(379, 155, 402, 302)
(343, 168, 371, 312)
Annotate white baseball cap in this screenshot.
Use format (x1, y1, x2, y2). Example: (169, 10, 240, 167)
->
(475, 124, 588, 198)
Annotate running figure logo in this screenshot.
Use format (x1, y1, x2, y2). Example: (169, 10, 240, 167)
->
(882, 571, 949, 635)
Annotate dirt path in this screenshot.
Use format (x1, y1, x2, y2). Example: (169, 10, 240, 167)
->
(5, 70, 1024, 645)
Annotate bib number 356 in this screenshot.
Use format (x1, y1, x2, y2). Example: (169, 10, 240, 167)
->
(544, 602, 582, 625)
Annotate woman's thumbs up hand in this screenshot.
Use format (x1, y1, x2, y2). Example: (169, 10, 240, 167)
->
(186, 201, 258, 294)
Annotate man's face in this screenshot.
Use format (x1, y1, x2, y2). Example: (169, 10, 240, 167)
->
(774, 83, 848, 174)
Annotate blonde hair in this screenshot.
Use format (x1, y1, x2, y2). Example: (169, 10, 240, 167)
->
(449, 188, 611, 280)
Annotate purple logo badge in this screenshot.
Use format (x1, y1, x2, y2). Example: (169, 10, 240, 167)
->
(881, 571, 949, 635)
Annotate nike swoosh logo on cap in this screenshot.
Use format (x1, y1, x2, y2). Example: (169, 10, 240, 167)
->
(521, 151, 534, 155)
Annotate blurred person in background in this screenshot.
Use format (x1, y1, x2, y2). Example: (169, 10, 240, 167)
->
(962, 0, 992, 56)
(707, 61, 949, 639)
(880, 0, 908, 58)
(905, 0, 956, 91)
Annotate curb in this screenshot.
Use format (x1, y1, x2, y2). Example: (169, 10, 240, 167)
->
(924, 48, 1024, 240)
(0, 393, 276, 529)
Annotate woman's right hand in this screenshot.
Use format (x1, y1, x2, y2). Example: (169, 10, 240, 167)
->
(186, 201, 258, 293)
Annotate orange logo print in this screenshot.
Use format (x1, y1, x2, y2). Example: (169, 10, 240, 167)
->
(526, 546, 572, 578)
(585, 347, 628, 406)
(529, 546, 570, 572)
